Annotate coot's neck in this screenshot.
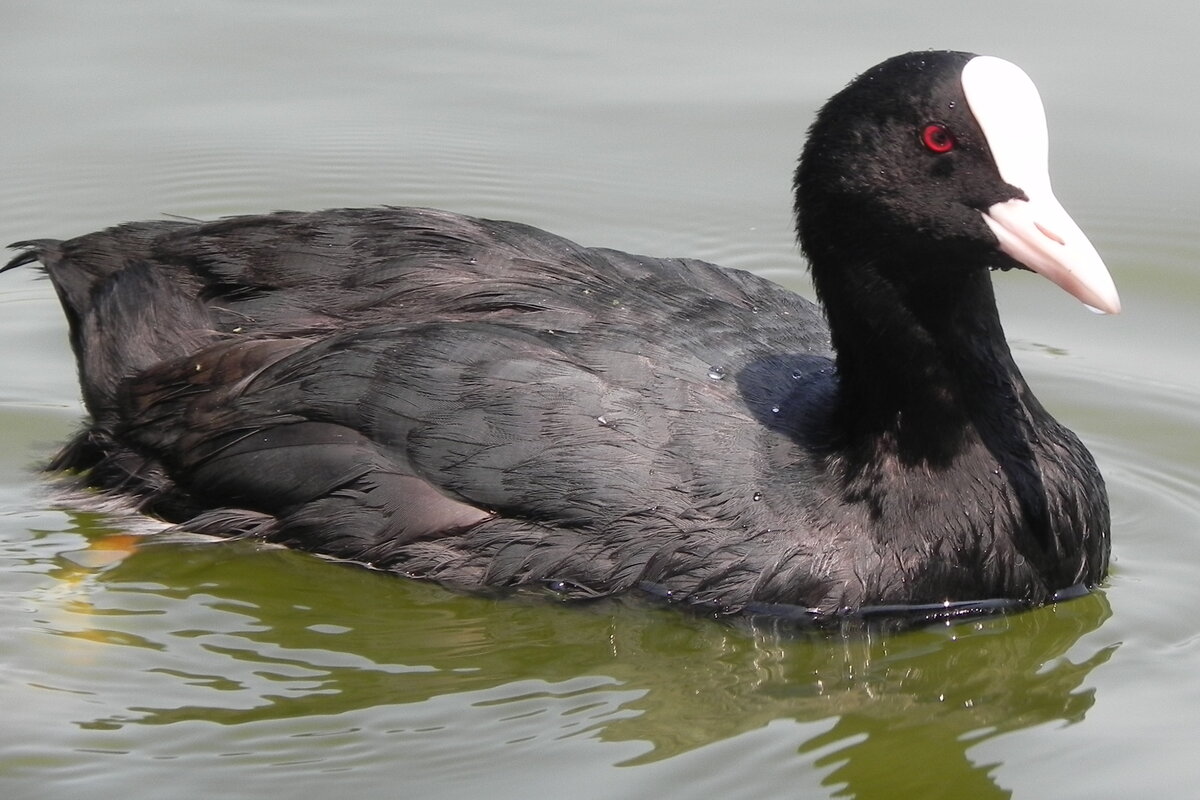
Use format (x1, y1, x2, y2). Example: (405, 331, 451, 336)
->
(803, 247, 1109, 596)
(814, 250, 1034, 465)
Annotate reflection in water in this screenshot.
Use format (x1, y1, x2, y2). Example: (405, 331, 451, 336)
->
(37, 515, 1115, 798)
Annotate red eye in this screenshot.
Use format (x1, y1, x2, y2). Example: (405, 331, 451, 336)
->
(921, 123, 955, 154)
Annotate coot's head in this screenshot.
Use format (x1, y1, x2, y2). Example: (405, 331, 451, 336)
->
(795, 50, 1120, 316)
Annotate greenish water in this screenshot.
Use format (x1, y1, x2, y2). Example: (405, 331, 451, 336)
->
(3, 2, 1199, 798)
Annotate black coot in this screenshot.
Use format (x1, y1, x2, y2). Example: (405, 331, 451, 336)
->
(4, 51, 1120, 617)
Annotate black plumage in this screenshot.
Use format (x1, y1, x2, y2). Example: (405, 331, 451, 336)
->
(3, 51, 1115, 616)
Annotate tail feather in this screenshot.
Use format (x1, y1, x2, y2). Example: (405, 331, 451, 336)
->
(3, 239, 62, 273)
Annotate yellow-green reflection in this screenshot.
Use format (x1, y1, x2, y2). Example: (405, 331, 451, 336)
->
(36, 513, 1114, 798)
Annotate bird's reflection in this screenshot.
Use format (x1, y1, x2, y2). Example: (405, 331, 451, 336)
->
(50, 523, 1114, 799)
